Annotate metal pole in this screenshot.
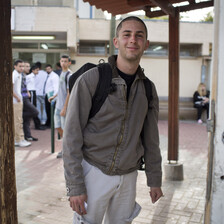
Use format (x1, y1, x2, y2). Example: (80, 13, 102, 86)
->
(51, 101, 55, 153)
(109, 16, 116, 56)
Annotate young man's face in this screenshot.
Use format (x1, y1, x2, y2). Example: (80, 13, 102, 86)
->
(113, 20, 149, 62)
(32, 68, 39, 75)
(46, 66, 52, 74)
(24, 62, 30, 74)
(14, 62, 24, 74)
(60, 58, 70, 70)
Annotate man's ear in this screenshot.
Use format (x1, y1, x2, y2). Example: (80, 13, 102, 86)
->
(113, 37, 119, 48)
(144, 40, 150, 51)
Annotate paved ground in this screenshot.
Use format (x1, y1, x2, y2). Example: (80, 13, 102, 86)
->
(15, 120, 208, 224)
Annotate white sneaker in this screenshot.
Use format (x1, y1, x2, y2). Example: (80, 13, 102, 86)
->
(15, 142, 19, 147)
(18, 140, 31, 147)
(198, 119, 203, 124)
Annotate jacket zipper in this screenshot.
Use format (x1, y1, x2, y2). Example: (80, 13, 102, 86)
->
(109, 85, 128, 173)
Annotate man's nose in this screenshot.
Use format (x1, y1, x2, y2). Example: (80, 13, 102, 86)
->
(130, 35, 137, 43)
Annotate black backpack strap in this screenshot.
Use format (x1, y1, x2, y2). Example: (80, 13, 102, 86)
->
(69, 63, 96, 93)
(65, 71, 70, 90)
(89, 63, 112, 119)
(143, 77, 153, 109)
(139, 77, 153, 171)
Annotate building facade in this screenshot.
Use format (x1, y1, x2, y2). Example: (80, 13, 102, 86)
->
(11, 0, 213, 106)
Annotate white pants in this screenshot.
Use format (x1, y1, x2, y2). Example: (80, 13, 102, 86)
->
(73, 160, 141, 224)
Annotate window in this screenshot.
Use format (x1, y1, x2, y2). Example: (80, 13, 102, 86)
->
(180, 44, 201, 57)
(37, 0, 63, 6)
(144, 42, 202, 57)
(144, 43, 168, 56)
(40, 43, 67, 50)
(12, 43, 38, 49)
(78, 41, 108, 55)
(12, 42, 67, 50)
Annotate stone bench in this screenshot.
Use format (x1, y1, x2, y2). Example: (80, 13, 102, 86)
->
(158, 97, 206, 121)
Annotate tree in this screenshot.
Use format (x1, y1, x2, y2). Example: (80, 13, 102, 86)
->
(201, 11, 214, 22)
(0, 0, 18, 223)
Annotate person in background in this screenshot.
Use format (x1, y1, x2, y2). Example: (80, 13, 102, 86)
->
(63, 16, 163, 223)
(13, 59, 31, 147)
(35, 61, 47, 127)
(193, 83, 210, 124)
(22, 65, 39, 141)
(24, 61, 31, 75)
(49, 55, 72, 159)
(44, 64, 59, 128)
(54, 62, 62, 76)
(26, 64, 45, 130)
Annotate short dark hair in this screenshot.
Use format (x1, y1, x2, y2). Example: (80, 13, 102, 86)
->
(30, 65, 39, 73)
(35, 61, 42, 69)
(45, 64, 52, 68)
(61, 54, 71, 62)
(116, 16, 148, 39)
(56, 62, 61, 68)
(14, 59, 24, 66)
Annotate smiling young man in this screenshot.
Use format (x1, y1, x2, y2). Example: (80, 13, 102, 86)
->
(63, 16, 163, 224)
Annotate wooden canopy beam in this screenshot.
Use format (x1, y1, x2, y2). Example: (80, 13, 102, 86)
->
(150, 0, 175, 17)
(146, 0, 214, 18)
(127, 0, 151, 8)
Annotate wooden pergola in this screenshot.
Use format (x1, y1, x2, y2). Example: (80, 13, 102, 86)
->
(84, 0, 214, 163)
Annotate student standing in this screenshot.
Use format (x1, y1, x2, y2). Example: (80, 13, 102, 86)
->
(49, 55, 71, 158)
(35, 62, 47, 127)
(63, 16, 163, 224)
(44, 64, 59, 128)
(13, 59, 31, 147)
(22, 64, 39, 141)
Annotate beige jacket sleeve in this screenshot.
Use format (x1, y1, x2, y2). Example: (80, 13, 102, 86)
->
(142, 82, 162, 187)
(63, 68, 99, 196)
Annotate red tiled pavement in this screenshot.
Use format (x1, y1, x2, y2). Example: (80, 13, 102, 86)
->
(16, 120, 208, 224)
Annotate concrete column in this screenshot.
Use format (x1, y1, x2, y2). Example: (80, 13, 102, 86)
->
(205, 0, 224, 223)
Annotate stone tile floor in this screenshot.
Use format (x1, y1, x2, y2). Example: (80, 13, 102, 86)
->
(16, 120, 208, 224)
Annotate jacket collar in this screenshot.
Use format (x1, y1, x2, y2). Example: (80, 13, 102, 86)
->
(108, 55, 146, 80)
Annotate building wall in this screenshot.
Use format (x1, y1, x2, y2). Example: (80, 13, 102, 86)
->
(11, 4, 213, 99)
(13, 6, 77, 48)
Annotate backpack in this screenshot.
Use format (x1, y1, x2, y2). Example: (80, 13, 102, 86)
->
(69, 62, 153, 119)
(69, 62, 153, 171)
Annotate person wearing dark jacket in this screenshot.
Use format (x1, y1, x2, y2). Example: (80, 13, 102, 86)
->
(63, 16, 163, 224)
(193, 83, 210, 124)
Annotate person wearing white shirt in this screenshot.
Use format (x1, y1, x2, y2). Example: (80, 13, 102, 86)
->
(44, 64, 59, 127)
(25, 64, 46, 131)
(26, 65, 39, 104)
(13, 59, 31, 147)
(35, 62, 48, 125)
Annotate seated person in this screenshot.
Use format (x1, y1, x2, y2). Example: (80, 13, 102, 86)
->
(193, 83, 210, 124)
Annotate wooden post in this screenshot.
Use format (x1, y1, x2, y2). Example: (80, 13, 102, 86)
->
(168, 8, 180, 162)
(0, 0, 18, 223)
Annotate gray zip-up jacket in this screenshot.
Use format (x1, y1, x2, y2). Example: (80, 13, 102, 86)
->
(63, 55, 162, 196)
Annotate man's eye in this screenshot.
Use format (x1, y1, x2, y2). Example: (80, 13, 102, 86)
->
(136, 34, 143, 38)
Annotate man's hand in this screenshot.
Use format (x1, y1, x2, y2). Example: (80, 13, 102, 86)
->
(60, 107, 66, 117)
(149, 187, 163, 204)
(69, 194, 88, 215)
(48, 96, 54, 103)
